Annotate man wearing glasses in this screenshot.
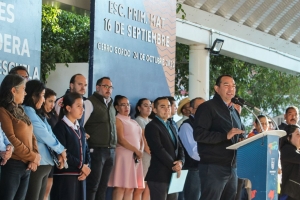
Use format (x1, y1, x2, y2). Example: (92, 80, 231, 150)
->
(84, 77, 117, 200)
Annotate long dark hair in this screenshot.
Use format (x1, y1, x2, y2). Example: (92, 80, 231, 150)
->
(135, 98, 149, 118)
(280, 124, 300, 150)
(59, 92, 82, 120)
(42, 88, 57, 119)
(114, 95, 127, 115)
(23, 80, 46, 119)
(0, 74, 31, 125)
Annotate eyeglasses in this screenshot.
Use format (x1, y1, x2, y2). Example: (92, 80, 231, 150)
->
(119, 103, 130, 107)
(98, 84, 114, 90)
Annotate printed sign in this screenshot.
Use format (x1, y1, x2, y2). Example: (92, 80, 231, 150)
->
(0, 0, 41, 81)
(89, 0, 176, 103)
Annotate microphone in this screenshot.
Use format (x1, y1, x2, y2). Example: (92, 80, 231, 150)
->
(231, 97, 243, 107)
(231, 97, 265, 132)
(232, 97, 262, 113)
(236, 97, 261, 112)
(231, 97, 279, 130)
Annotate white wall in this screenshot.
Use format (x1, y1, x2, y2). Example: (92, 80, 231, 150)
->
(46, 63, 88, 98)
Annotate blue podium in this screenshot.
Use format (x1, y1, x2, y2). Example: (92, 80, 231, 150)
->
(227, 130, 286, 200)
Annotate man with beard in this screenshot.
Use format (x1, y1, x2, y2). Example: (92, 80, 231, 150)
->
(84, 77, 117, 200)
(54, 74, 88, 126)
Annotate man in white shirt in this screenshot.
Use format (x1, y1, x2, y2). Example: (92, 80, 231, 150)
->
(178, 97, 205, 200)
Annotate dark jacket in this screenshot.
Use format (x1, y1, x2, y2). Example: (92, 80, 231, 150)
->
(278, 122, 287, 130)
(53, 119, 90, 175)
(46, 111, 58, 129)
(280, 142, 300, 199)
(145, 117, 185, 183)
(193, 93, 242, 167)
(84, 92, 117, 148)
(278, 122, 287, 148)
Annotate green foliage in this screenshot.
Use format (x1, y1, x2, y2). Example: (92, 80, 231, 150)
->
(175, 42, 300, 122)
(41, 5, 90, 82)
(175, 43, 189, 96)
(41, 4, 300, 127)
(176, 1, 186, 19)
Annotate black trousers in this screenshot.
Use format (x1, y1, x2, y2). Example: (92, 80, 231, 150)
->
(0, 159, 31, 200)
(148, 181, 178, 200)
(25, 165, 52, 200)
(86, 148, 115, 200)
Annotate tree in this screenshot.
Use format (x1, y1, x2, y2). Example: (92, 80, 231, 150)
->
(41, 5, 90, 82)
(175, 42, 300, 122)
(41, 5, 300, 126)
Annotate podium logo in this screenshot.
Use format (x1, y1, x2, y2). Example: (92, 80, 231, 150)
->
(268, 142, 278, 154)
(268, 190, 275, 200)
(271, 158, 275, 169)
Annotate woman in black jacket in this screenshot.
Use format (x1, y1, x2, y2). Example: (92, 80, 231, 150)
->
(280, 124, 300, 200)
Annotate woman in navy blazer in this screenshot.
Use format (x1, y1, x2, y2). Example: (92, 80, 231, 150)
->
(51, 92, 91, 200)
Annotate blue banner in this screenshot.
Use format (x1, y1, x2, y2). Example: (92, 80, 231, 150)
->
(89, 0, 176, 107)
(0, 0, 41, 81)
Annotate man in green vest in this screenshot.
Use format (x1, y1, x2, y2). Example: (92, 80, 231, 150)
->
(84, 77, 117, 200)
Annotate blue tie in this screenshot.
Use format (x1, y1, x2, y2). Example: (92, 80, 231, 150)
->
(167, 121, 176, 144)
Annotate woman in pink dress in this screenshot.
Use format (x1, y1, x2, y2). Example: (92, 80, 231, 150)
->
(108, 95, 144, 200)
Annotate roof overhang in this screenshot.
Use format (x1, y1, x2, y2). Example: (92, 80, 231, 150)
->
(42, 0, 300, 74)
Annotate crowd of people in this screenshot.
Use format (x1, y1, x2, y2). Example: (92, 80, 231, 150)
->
(0, 68, 299, 200)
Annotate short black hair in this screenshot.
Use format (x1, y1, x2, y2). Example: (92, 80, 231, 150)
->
(215, 74, 233, 86)
(285, 106, 299, 115)
(9, 66, 29, 76)
(280, 124, 300, 150)
(254, 115, 268, 124)
(153, 97, 169, 109)
(164, 96, 176, 106)
(96, 77, 111, 86)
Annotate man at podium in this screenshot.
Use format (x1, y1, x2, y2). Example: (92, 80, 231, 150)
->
(193, 75, 244, 200)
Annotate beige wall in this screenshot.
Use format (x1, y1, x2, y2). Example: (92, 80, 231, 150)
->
(46, 63, 88, 98)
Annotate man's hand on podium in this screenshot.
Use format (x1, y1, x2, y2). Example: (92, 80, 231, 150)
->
(227, 128, 244, 140)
